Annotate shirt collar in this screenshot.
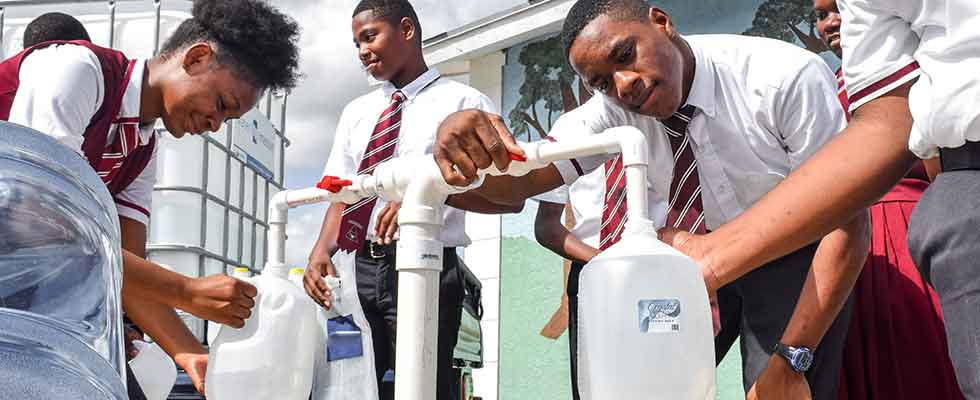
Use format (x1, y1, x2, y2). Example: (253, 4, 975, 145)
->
(121, 59, 155, 144)
(683, 38, 716, 118)
(382, 68, 441, 100)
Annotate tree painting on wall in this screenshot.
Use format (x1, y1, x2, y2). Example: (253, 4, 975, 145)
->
(509, 35, 593, 142)
(742, 0, 829, 54)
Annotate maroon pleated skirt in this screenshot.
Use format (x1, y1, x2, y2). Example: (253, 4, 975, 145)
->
(838, 179, 964, 399)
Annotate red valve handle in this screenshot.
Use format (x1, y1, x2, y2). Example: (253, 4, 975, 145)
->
(316, 175, 353, 193)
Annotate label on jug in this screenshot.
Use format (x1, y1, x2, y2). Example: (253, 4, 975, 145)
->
(638, 299, 681, 334)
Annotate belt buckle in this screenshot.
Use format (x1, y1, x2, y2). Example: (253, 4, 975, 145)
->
(369, 242, 387, 259)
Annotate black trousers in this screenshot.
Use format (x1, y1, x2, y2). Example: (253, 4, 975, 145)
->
(908, 170, 980, 399)
(355, 242, 464, 400)
(714, 243, 853, 400)
(125, 364, 147, 400)
(567, 261, 586, 400)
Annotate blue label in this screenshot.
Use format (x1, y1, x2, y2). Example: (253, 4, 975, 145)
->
(638, 299, 681, 334)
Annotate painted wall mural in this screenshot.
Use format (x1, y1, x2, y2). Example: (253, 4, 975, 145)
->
(497, 1, 838, 399)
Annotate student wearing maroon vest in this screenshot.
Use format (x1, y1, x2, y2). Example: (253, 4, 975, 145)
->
(1, 0, 300, 394)
(813, 2, 963, 399)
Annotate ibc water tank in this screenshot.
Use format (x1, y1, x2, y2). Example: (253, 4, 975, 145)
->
(0, 122, 127, 399)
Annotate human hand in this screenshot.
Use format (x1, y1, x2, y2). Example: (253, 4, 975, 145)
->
(374, 202, 401, 245)
(178, 274, 257, 328)
(304, 255, 338, 309)
(173, 352, 208, 395)
(434, 109, 525, 186)
(657, 227, 721, 335)
(747, 354, 812, 400)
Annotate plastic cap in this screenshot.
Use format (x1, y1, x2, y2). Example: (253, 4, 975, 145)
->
(233, 267, 249, 274)
(289, 268, 305, 276)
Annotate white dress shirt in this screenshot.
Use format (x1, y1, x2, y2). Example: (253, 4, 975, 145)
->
(838, 0, 980, 159)
(8, 44, 157, 225)
(552, 35, 846, 230)
(323, 69, 496, 247)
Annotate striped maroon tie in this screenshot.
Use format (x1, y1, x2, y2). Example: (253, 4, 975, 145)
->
(336, 91, 406, 252)
(662, 105, 706, 234)
(599, 155, 628, 250)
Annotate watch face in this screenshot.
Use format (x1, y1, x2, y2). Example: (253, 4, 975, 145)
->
(792, 349, 814, 372)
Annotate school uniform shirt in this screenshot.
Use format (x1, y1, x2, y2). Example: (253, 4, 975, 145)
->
(837, 0, 980, 159)
(323, 69, 496, 248)
(8, 43, 156, 226)
(551, 35, 846, 230)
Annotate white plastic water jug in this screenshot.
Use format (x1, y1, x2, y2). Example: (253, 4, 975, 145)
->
(288, 267, 305, 287)
(207, 268, 252, 345)
(577, 225, 716, 400)
(128, 341, 177, 400)
(205, 268, 320, 400)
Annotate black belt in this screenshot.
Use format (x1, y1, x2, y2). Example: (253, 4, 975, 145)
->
(940, 141, 980, 172)
(360, 241, 397, 259)
(359, 241, 458, 260)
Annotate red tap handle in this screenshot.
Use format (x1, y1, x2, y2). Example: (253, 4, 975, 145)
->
(316, 175, 353, 193)
(509, 152, 527, 162)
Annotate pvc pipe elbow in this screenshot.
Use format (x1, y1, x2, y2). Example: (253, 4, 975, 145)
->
(606, 126, 649, 167)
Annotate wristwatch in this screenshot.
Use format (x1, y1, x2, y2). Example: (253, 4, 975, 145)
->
(773, 342, 814, 373)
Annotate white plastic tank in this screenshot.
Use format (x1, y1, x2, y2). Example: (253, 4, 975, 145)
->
(205, 267, 319, 400)
(577, 225, 716, 399)
(128, 341, 177, 400)
(0, 122, 127, 399)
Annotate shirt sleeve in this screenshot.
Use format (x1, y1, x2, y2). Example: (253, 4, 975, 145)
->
(323, 102, 357, 177)
(114, 142, 157, 226)
(549, 95, 619, 185)
(465, 91, 499, 115)
(838, 0, 921, 112)
(8, 44, 105, 155)
(532, 185, 569, 205)
(772, 56, 848, 171)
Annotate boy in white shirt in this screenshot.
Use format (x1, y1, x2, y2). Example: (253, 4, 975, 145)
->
(302, 1, 515, 398)
(429, 0, 871, 398)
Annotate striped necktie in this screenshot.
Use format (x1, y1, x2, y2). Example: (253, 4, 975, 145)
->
(336, 90, 406, 252)
(599, 105, 705, 251)
(662, 104, 705, 234)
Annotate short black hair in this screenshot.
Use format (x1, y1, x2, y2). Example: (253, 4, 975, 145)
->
(352, 0, 422, 43)
(23, 12, 91, 48)
(561, 0, 650, 60)
(159, 0, 301, 92)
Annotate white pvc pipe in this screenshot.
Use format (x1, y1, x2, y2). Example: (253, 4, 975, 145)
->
(262, 126, 650, 400)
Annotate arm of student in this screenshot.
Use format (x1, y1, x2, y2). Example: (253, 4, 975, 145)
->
(115, 162, 257, 328)
(747, 211, 869, 399)
(534, 201, 599, 264)
(682, 83, 916, 292)
(118, 217, 209, 395)
(446, 191, 525, 214)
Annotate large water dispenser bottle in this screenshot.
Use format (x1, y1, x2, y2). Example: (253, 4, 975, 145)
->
(0, 122, 127, 399)
(577, 222, 716, 399)
(205, 264, 320, 400)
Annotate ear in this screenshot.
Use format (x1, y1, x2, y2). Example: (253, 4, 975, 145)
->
(181, 42, 215, 76)
(399, 16, 416, 42)
(649, 7, 674, 35)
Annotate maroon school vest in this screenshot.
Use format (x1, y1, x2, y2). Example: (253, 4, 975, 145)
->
(0, 40, 156, 196)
